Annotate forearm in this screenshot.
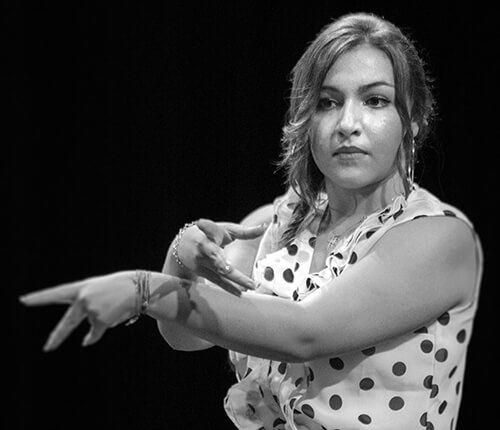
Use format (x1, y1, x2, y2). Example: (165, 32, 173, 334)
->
(156, 240, 214, 351)
(146, 272, 310, 362)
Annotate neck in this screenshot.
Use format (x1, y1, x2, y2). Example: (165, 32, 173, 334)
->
(324, 171, 406, 225)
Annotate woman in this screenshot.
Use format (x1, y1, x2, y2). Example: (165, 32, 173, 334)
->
(20, 12, 482, 430)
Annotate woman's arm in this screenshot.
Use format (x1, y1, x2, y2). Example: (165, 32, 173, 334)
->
(21, 216, 477, 360)
(155, 241, 213, 351)
(156, 204, 274, 351)
(148, 216, 477, 361)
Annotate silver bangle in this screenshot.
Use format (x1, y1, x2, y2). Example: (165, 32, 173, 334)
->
(172, 222, 196, 269)
(126, 270, 151, 326)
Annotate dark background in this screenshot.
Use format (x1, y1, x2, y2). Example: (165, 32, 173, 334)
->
(9, 2, 495, 429)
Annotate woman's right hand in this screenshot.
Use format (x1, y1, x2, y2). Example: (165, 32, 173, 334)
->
(175, 219, 268, 294)
(19, 270, 140, 351)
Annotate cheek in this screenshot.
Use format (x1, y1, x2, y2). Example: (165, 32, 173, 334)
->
(309, 129, 332, 173)
(370, 115, 403, 160)
(309, 118, 332, 155)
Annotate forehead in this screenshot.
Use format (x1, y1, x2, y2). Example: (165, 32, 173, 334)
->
(323, 44, 395, 87)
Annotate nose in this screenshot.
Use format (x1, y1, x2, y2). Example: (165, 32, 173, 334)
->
(336, 100, 361, 140)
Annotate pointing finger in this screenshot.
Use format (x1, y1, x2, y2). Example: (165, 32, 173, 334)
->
(219, 265, 257, 290)
(225, 223, 269, 241)
(20, 280, 86, 306)
(197, 239, 257, 290)
(197, 267, 245, 297)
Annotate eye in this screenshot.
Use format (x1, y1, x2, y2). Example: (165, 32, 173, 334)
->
(317, 97, 339, 111)
(364, 95, 390, 108)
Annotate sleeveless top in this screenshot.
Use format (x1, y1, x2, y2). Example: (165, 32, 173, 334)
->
(223, 185, 483, 430)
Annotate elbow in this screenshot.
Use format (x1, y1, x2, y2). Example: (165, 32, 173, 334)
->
(168, 343, 209, 352)
(290, 337, 319, 363)
(287, 308, 328, 362)
(280, 311, 322, 363)
(276, 340, 317, 363)
(156, 320, 214, 352)
(156, 322, 184, 350)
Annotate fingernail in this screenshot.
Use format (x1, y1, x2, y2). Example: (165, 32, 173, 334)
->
(245, 279, 257, 289)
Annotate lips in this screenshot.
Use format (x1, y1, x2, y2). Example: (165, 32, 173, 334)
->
(333, 146, 366, 156)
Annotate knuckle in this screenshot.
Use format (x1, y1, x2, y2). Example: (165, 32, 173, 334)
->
(209, 253, 219, 263)
(218, 263, 232, 275)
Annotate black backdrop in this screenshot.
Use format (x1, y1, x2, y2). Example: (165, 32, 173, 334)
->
(9, 2, 495, 429)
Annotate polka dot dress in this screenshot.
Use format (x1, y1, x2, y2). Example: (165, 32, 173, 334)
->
(224, 186, 482, 430)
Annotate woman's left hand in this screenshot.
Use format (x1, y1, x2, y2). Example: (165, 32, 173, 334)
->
(19, 271, 138, 351)
(181, 219, 267, 292)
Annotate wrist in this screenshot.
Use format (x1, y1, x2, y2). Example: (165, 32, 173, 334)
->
(145, 272, 193, 321)
(125, 270, 151, 325)
(172, 222, 197, 269)
(164, 223, 200, 280)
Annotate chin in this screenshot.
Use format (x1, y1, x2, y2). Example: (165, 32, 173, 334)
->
(326, 172, 376, 191)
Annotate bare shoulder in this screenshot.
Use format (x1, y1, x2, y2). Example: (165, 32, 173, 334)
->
(378, 215, 476, 260)
(374, 215, 478, 304)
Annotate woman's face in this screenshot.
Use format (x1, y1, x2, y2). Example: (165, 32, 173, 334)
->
(310, 43, 404, 192)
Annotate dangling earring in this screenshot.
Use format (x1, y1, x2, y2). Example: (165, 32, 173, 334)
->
(406, 139, 416, 191)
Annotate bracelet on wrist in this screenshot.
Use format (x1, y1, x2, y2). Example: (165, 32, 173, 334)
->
(126, 270, 151, 326)
(172, 221, 196, 269)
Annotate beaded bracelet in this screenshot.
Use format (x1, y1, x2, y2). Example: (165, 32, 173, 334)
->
(126, 270, 151, 326)
(172, 221, 196, 269)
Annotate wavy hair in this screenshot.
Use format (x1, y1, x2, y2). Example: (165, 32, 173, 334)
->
(277, 12, 436, 246)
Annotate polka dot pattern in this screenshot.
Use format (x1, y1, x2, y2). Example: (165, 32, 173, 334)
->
(420, 340, 433, 353)
(423, 375, 433, 389)
(329, 357, 344, 370)
(389, 396, 405, 410)
(282, 268, 294, 283)
(308, 236, 316, 248)
(224, 186, 480, 430)
(359, 377, 375, 390)
(264, 267, 274, 281)
(456, 329, 466, 343)
(301, 404, 315, 418)
(438, 400, 447, 414)
(435, 348, 448, 362)
(348, 252, 358, 264)
(430, 384, 439, 398)
(392, 362, 407, 376)
(448, 366, 457, 378)
(438, 312, 450, 325)
(329, 394, 342, 410)
(362, 346, 376, 356)
(273, 417, 286, 427)
(358, 414, 372, 425)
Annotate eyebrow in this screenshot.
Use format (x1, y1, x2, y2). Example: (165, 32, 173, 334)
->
(321, 80, 395, 93)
